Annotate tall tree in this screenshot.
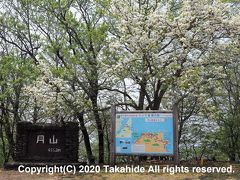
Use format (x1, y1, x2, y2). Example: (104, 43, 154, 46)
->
(106, 0, 239, 111)
(203, 44, 240, 161)
(29, 0, 110, 163)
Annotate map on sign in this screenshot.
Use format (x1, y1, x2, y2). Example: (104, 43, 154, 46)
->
(115, 112, 174, 155)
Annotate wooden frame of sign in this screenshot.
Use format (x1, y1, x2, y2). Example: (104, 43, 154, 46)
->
(110, 105, 179, 165)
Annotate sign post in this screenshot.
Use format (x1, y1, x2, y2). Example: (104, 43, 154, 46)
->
(173, 104, 179, 165)
(110, 105, 116, 165)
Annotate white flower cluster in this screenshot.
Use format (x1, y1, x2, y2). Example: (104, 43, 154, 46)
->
(23, 59, 87, 119)
(109, 0, 239, 85)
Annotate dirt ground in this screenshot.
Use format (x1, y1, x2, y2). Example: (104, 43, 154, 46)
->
(0, 170, 240, 180)
(0, 163, 239, 180)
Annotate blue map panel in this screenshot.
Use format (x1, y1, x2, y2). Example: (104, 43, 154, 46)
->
(115, 112, 174, 155)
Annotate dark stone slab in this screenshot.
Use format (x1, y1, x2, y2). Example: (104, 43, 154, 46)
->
(15, 121, 79, 162)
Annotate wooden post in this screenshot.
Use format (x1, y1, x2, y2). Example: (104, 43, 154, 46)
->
(200, 157, 204, 166)
(110, 105, 116, 165)
(173, 104, 179, 165)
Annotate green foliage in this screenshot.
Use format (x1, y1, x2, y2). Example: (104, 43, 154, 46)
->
(0, 56, 38, 100)
(222, 0, 240, 2)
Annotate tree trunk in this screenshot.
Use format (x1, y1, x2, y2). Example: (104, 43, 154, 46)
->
(229, 154, 235, 162)
(4, 118, 15, 160)
(0, 124, 7, 162)
(138, 81, 146, 110)
(105, 124, 111, 164)
(76, 112, 95, 164)
(91, 97, 104, 164)
(152, 88, 167, 110)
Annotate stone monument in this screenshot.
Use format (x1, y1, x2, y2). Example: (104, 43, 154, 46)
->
(15, 121, 79, 162)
